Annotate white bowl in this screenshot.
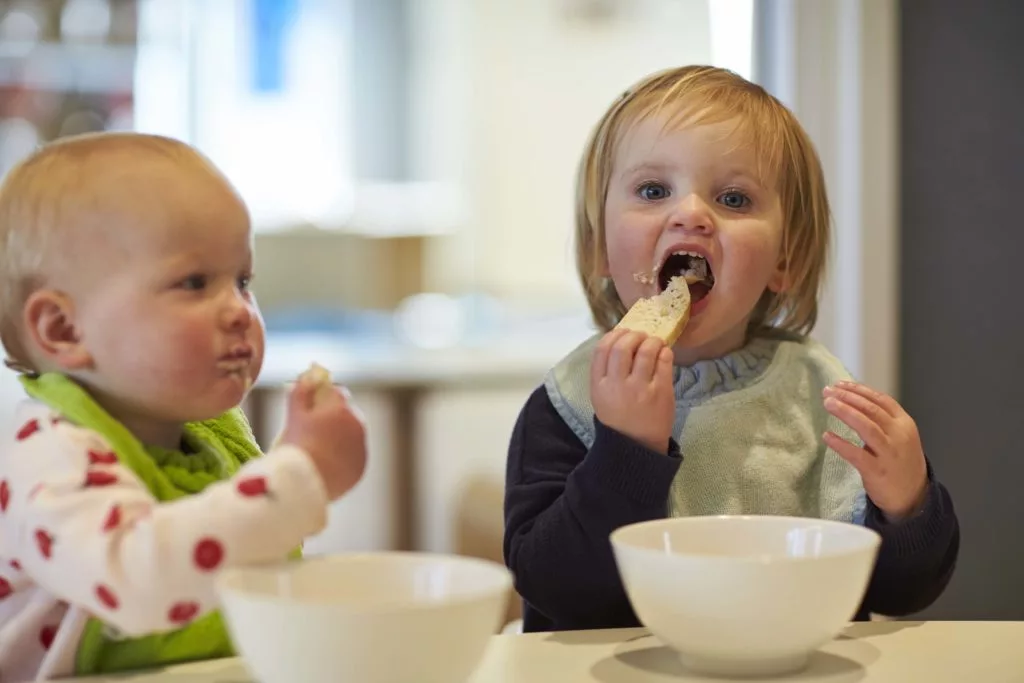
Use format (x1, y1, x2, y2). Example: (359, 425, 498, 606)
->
(610, 515, 880, 677)
(215, 552, 512, 683)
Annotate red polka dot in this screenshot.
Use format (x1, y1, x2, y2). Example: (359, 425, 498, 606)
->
(9, 559, 20, 571)
(236, 476, 268, 498)
(16, 419, 40, 441)
(84, 471, 118, 488)
(0, 577, 12, 599)
(95, 584, 119, 610)
(0, 480, 9, 512)
(168, 601, 199, 625)
(35, 529, 53, 559)
(39, 625, 56, 650)
(102, 505, 122, 532)
(193, 538, 224, 571)
(88, 450, 119, 466)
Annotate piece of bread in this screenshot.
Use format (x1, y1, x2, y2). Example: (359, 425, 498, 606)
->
(615, 276, 691, 345)
(298, 362, 333, 403)
(269, 363, 333, 450)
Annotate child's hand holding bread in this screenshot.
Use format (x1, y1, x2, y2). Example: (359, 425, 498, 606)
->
(277, 363, 367, 499)
(589, 277, 691, 454)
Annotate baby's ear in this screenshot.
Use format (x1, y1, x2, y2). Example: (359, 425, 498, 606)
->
(22, 290, 93, 371)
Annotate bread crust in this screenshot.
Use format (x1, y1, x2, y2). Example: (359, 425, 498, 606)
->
(614, 277, 692, 345)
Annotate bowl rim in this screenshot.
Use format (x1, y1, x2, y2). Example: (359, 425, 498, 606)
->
(215, 551, 514, 613)
(609, 514, 881, 565)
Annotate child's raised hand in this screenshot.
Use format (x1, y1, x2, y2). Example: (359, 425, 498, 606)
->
(590, 329, 675, 454)
(822, 381, 928, 521)
(278, 375, 368, 500)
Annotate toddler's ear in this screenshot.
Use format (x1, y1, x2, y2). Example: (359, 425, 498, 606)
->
(22, 290, 93, 371)
(767, 254, 790, 293)
(767, 270, 788, 293)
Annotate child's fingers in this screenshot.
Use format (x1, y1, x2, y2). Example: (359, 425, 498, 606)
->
(656, 347, 674, 380)
(823, 396, 889, 456)
(631, 336, 663, 381)
(823, 386, 895, 430)
(312, 385, 345, 409)
(834, 381, 901, 418)
(592, 329, 628, 381)
(287, 379, 316, 411)
(607, 332, 644, 379)
(824, 431, 877, 476)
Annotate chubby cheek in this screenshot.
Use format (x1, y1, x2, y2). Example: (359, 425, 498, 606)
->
(248, 315, 267, 381)
(604, 222, 659, 305)
(720, 234, 783, 297)
(84, 305, 171, 378)
(155, 316, 220, 379)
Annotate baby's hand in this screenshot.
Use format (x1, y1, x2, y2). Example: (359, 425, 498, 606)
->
(278, 370, 367, 500)
(823, 381, 928, 521)
(590, 329, 675, 454)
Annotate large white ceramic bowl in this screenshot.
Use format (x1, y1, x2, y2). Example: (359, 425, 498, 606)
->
(215, 552, 512, 683)
(610, 515, 881, 677)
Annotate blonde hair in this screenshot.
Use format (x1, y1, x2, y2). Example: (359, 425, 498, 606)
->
(575, 65, 830, 336)
(0, 132, 217, 366)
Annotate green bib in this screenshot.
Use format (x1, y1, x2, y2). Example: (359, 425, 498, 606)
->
(19, 373, 300, 675)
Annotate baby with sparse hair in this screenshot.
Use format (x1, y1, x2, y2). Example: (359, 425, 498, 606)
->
(0, 132, 367, 679)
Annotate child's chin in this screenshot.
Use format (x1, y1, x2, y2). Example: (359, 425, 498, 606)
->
(195, 386, 248, 418)
(669, 325, 731, 363)
(215, 390, 248, 414)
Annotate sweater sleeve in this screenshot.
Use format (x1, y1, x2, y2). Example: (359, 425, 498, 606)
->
(0, 407, 328, 637)
(503, 386, 680, 631)
(860, 461, 960, 616)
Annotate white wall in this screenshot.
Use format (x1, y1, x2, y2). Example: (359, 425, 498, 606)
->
(756, 0, 899, 395)
(410, 0, 718, 308)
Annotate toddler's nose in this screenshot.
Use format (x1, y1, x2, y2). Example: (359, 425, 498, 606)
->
(668, 193, 714, 233)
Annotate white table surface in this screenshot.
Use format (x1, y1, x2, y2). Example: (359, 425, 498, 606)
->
(60, 621, 1024, 682)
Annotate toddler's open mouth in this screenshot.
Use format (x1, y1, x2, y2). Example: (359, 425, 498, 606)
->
(656, 251, 715, 304)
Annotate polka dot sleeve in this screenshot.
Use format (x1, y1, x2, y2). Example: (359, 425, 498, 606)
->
(0, 404, 328, 637)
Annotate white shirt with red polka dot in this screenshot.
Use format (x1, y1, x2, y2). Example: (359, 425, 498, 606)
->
(0, 400, 330, 681)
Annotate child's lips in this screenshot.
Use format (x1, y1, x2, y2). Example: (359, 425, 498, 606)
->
(690, 291, 712, 316)
(221, 344, 254, 362)
(218, 346, 254, 374)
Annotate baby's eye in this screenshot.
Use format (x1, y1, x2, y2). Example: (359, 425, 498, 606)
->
(179, 274, 207, 291)
(237, 274, 252, 291)
(637, 182, 670, 202)
(717, 190, 751, 210)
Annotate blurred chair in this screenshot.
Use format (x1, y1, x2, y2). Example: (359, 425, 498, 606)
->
(454, 474, 522, 632)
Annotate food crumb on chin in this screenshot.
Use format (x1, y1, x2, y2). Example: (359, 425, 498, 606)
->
(632, 271, 655, 285)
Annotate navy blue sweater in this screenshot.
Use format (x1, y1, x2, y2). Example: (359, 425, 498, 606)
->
(503, 386, 960, 633)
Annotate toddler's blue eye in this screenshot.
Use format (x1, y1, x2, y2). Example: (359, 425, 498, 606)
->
(638, 182, 669, 201)
(718, 191, 750, 209)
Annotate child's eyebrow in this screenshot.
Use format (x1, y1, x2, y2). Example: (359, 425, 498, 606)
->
(618, 161, 674, 179)
(618, 161, 769, 190)
(720, 169, 764, 185)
